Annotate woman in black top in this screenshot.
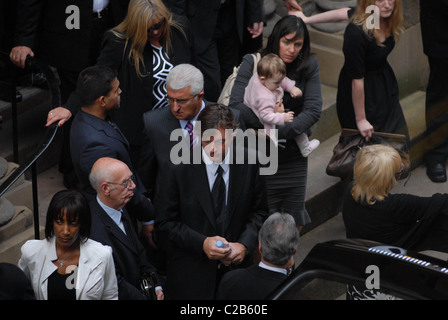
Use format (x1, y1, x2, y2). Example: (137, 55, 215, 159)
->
(342, 144, 448, 252)
(336, 0, 410, 148)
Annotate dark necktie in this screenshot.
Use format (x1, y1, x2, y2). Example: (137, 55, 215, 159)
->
(185, 121, 194, 149)
(211, 165, 226, 232)
(121, 210, 137, 247)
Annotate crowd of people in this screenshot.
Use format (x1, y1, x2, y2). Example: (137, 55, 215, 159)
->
(2, 0, 448, 300)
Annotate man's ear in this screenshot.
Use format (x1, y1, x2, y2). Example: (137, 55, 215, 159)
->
(101, 182, 111, 196)
(96, 95, 106, 107)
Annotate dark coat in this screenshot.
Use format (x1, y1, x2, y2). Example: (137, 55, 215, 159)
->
(89, 200, 157, 300)
(164, 0, 263, 54)
(70, 109, 154, 222)
(14, 0, 129, 72)
(157, 146, 268, 299)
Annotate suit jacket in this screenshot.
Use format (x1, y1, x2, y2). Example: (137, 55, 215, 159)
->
(165, 0, 263, 54)
(139, 102, 245, 205)
(157, 146, 268, 299)
(216, 264, 287, 300)
(89, 199, 158, 300)
(14, 0, 129, 72)
(70, 109, 154, 222)
(18, 237, 118, 300)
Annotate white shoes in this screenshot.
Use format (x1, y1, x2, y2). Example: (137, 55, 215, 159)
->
(299, 139, 320, 157)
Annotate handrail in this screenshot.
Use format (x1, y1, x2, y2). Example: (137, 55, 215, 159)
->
(0, 53, 61, 239)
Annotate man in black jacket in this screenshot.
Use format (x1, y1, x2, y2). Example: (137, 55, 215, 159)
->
(88, 157, 164, 300)
(217, 212, 299, 300)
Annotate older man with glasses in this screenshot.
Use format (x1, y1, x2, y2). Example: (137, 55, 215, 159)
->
(89, 157, 165, 300)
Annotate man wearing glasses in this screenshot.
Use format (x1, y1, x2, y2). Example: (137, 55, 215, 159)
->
(139, 64, 244, 272)
(89, 157, 164, 300)
(69, 65, 156, 246)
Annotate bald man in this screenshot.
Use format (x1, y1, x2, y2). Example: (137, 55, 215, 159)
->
(88, 157, 163, 300)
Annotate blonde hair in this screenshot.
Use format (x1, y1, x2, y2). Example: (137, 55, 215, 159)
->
(111, 0, 185, 77)
(257, 53, 286, 79)
(351, 144, 402, 205)
(351, 0, 403, 46)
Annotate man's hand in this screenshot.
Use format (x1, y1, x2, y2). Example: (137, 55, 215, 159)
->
(46, 107, 72, 127)
(203, 236, 232, 260)
(10, 46, 34, 68)
(141, 223, 157, 248)
(219, 242, 246, 266)
(247, 21, 263, 38)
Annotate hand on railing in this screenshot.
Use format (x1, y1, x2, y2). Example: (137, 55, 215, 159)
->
(10, 46, 35, 69)
(45, 107, 72, 127)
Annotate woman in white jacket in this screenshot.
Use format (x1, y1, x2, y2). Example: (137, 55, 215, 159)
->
(19, 190, 118, 300)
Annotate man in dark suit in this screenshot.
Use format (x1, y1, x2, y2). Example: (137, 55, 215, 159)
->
(216, 212, 299, 300)
(164, 0, 264, 101)
(420, 0, 448, 182)
(88, 157, 164, 300)
(157, 104, 268, 300)
(69, 65, 155, 244)
(10, 0, 129, 188)
(139, 63, 246, 272)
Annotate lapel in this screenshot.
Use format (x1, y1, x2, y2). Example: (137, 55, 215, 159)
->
(39, 237, 58, 299)
(94, 201, 139, 254)
(80, 110, 130, 148)
(226, 161, 244, 227)
(75, 240, 105, 299)
(189, 162, 217, 230)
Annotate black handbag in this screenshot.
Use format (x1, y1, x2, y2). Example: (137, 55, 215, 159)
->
(326, 128, 409, 180)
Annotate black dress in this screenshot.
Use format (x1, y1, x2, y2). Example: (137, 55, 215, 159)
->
(336, 23, 410, 146)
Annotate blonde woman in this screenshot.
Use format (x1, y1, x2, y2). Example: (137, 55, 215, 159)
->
(336, 0, 410, 149)
(65, 0, 193, 162)
(342, 144, 448, 252)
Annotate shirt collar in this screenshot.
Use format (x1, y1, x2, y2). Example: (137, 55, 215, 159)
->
(258, 261, 288, 275)
(96, 196, 123, 226)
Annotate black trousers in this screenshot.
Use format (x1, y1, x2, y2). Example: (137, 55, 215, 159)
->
(195, 0, 240, 102)
(424, 57, 448, 165)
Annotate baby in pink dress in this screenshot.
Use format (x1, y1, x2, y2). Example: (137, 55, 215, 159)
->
(244, 53, 319, 157)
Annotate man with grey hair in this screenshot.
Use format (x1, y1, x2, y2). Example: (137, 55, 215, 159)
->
(216, 212, 299, 300)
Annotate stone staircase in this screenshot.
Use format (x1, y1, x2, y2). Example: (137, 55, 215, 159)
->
(0, 86, 53, 265)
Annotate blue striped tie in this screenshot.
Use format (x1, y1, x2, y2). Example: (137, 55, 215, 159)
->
(186, 121, 194, 149)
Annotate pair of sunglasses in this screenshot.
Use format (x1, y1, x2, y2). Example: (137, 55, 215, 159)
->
(148, 18, 165, 32)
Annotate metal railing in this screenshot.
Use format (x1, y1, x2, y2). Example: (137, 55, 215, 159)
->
(0, 52, 60, 239)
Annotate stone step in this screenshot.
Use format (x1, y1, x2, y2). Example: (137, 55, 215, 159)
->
(0, 206, 44, 265)
(0, 206, 34, 243)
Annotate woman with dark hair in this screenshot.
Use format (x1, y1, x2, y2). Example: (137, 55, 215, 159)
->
(229, 15, 322, 231)
(18, 190, 118, 300)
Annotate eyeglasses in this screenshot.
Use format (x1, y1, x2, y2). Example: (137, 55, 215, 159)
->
(148, 18, 165, 32)
(166, 94, 197, 106)
(107, 174, 135, 189)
